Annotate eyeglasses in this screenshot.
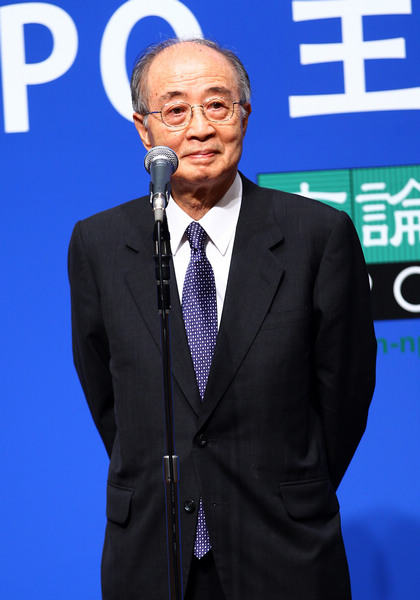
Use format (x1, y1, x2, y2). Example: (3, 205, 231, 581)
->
(144, 97, 242, 129)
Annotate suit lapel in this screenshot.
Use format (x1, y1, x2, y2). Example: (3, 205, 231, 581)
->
(123, 178, 285, 424)
(168, 278, 203, 414)
(125, 212, 201, 415)
(197, 178, 285, 429)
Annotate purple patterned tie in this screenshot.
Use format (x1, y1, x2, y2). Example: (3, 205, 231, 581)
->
(182, 222, 217, 558)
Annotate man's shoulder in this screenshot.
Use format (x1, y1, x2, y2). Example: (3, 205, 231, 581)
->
(72, 195, 153, 241)
(241, 173, 340, 217)
(240, 173, 347, 234)
(80, 195, 150, 227)
(69, 195, 154, 258)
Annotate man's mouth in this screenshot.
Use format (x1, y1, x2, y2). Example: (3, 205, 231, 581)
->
(184, 149, 218, 159)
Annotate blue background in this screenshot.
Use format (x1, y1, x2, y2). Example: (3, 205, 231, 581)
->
(1, 1, 419, 598)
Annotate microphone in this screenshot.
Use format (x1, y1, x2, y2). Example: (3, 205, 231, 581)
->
(144, 146, 179, 222)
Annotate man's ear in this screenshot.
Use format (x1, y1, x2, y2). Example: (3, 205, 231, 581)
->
(241, 103, 251, 136)
(133, 113, 152, 150)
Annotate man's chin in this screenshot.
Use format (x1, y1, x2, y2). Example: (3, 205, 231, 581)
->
(174, 168, 218, 186)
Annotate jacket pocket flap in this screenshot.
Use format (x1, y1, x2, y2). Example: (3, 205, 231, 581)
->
(106, 482, 134, 525)
(279, 478, 339, 520)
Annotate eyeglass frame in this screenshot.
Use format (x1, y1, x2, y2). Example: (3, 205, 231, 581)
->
(143, 96, 244, 129)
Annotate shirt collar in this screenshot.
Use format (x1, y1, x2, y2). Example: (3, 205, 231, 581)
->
(166, 172, 242, 256)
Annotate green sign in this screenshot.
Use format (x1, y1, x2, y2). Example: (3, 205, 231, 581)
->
(258, 165, 420, 264)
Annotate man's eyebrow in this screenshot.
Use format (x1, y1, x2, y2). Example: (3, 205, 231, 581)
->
(206, 86, 234, 97)
(158, 91, 184, 103)
(157, 86, 235, 103)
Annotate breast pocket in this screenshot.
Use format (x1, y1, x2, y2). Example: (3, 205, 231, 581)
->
(260, 307, 310, 331)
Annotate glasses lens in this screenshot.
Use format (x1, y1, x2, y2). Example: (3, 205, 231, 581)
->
(204, 98, 233, 122)
(161, 102, 190, 127)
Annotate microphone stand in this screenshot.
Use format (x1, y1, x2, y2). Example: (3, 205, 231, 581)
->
(153, 216, 183, 600)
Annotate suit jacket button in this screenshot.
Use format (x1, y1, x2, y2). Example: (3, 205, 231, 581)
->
(195, 433, 208, 448)
(184, 499, 196, 513)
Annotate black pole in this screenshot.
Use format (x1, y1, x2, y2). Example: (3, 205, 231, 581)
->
(154, 218, 183, 600)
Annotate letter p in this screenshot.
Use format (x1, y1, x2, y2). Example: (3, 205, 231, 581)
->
(0, 3, 78, 133)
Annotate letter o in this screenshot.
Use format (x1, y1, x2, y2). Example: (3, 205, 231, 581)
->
(100, 0, 203, 121)
(393, 266, 420, 313)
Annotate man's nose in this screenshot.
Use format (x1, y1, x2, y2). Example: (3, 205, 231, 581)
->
(186, 105, 215, 136)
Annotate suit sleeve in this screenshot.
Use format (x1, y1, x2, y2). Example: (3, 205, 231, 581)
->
(68, 221, 116, 458)
(312, 210, 377, 489)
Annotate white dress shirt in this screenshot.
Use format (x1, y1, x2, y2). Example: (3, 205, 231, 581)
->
(166, 173, 242, 327)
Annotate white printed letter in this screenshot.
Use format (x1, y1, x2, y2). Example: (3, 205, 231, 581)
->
(289, 0, 420, 118)
(100, 0, 203, 121)
(0, 3, 78, 133)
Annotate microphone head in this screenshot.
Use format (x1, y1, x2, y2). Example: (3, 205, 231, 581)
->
(144, 146, 179, 174)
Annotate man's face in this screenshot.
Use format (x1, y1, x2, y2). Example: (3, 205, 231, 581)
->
(133, 43, 251, 200)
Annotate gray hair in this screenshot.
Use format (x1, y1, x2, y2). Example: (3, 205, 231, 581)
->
(130, 37, 251, 120)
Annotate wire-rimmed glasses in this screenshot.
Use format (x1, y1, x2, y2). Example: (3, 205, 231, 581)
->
(144, 97, 242, 129)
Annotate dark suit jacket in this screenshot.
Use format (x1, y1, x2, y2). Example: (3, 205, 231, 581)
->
(68, 174, 376, 600)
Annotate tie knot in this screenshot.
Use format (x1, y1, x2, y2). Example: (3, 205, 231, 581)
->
(185, 221, 207, 251)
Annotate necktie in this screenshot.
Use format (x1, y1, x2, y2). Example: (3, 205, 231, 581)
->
(182, 222, 217, 558)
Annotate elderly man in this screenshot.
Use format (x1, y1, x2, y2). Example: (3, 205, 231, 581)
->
(69, 38, 376, 600)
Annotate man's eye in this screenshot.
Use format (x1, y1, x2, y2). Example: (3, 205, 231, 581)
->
(169, 105, 187, 115)
(208, 101, 224, 110)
